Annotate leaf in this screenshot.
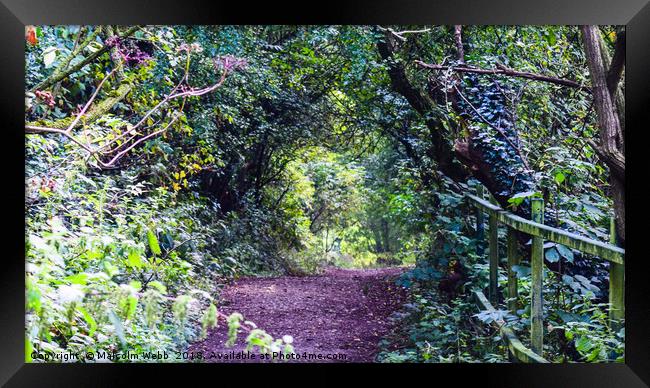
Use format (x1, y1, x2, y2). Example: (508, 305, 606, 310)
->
(86, 41, 103, 53)
(126, 294, 138, 319)
(507, 191, 539, 207)
(148, 281, 167, 293)
(556, 310, 581, 324)
(147, 229, 161, 256)
(66, 273, 89, 285)
(129, 280, 142, 291)
(108, 310, 126, 347)
(556, 244, 574, 262)
(554, 171, 566, 185)
(545, 247, 560, 263)
(103, 261, 119, 277)
(126, 249, 144, 269)
(562, 274, 575, 284)
(575, 336, 594, 353)
(43, 47, 57, 68)
(25, 336, 33, 363)
(77, 305, 98, 337)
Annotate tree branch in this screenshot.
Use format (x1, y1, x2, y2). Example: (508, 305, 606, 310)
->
(453, 25, 465, 63)
(375, 27, 469, 182)
(30, 26, 141, 92)
(606, 29, 625, 97)
(26, 53, 236, 169)
(50, 27, 101, 84)
(414, 60, 591, 92)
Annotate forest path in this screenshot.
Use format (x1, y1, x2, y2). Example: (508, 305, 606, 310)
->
(189, 267, 408, 362)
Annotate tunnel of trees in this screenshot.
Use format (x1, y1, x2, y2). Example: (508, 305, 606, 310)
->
(25, 25, 625, 363)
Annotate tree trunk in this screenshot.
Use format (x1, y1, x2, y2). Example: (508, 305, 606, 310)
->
(580, 26, 625, 244)
(377, 26, 535, 218)
(376, 29, 469, 183)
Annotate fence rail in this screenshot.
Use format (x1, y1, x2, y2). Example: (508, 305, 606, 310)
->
(473, 290, 548, 363)
(466, 186, 625, 362)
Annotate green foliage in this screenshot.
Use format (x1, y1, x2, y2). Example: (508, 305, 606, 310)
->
(225, 313, 243, 347)
(200, 303, 218, 339)
(377, 288, 508, 363)
(549, 297, 624, 362)
(25, 25, 622, 363)
(244, 330, 294, 359)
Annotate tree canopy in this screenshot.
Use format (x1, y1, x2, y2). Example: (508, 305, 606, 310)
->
(25, 25, 624, 363)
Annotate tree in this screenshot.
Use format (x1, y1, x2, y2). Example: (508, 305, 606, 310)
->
(580, 25, 625, 244)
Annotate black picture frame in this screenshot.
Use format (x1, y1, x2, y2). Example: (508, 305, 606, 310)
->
(2, 0, 648, 386)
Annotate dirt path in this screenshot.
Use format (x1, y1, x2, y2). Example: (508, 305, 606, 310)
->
(189, 267, 408, 363)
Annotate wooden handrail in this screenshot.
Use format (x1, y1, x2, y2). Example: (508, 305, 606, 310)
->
(473, 291, 549, 363)
(466, 188, 625, 362)
(466, 194, 624, 265)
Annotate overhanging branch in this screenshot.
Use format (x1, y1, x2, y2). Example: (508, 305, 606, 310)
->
(414, 60, 591, 92)
(30, 26, 141, 92)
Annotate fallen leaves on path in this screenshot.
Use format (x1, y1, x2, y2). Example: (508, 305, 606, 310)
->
(189, 267, 408, 363)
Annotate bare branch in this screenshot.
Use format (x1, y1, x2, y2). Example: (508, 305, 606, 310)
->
(415, 60, 591, 92)
(393, 28, 432, 37)
(30, 26, 141, 92)
(66, 68, 118, 135)
(26, 52, 236, 169)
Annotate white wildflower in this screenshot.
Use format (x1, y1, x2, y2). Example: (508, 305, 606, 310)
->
(57, 284, 84, 304)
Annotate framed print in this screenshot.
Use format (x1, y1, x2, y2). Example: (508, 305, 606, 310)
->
(1, 0, 648, 386)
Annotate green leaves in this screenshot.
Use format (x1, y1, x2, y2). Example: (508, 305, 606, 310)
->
(148, 281, 167, 294)
(25, 24, 620, 364)
(147, 229, 162, 256)
(507, 191, 540, 207)
(108, 310, 127, 347)
(544, 244, 574, 263)
(556, 244, 574, 262)
(116, 283, 139, 321)
(226, 312, 244, 347)
(545, 247, 560, 263)
(511, 264, 531, 278)
(200, 303, 219, 339)
(126, 249, 144, 269)
(172, 294, 193, 329)
(77, 305, 98, 337)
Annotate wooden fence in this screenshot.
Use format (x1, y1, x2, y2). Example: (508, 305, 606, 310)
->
(467, 186, 624, 362)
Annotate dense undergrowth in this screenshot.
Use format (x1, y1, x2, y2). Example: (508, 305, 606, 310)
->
(25, 25, 624, 363)
(376, 183, 624, 363)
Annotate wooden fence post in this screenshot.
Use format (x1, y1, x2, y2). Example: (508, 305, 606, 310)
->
(530, 198, 544, 356)
(489, 207, 499, 305)
(476, 186, 485, 256)
(608, 216, 624, 329)
(507, 227, 519, 313)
